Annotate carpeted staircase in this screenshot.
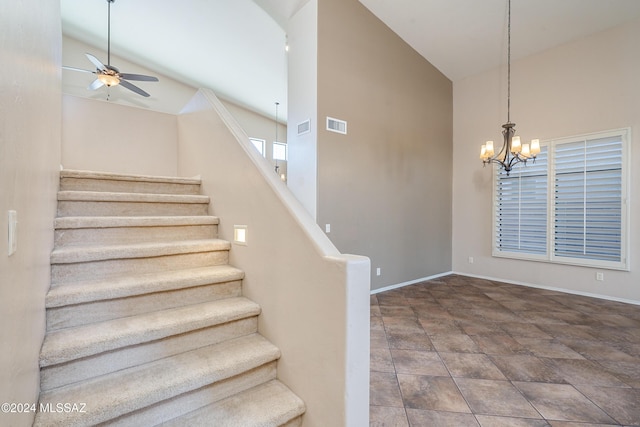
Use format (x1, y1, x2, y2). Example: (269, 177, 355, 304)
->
(35, 169, 305, 426)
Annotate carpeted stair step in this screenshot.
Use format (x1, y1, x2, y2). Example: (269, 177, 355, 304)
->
(51, 239, 231, 284)
(35, 334, 281, 427)
(40, 298, 261, 390)
(55, 215, 219, 246)
(57, 191, 210, 217)
(60, 169, 202, 195)
(40, 297, 260, 367)
(106, 361, 279, 427)
(46, 265, 244, 330)
(164, 379, 306, 427)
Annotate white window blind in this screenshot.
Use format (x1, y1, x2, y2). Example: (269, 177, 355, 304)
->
(553, 136, 623, 263)
(493, 128, 629, 270)
(495, 147, 548, 255)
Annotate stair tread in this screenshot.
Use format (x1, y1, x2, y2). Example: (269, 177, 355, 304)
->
(51, 239, 230, 264)
(55, 215, 219, 229)
(60, 169, 202, 185)
(47, 265, 244, 308)
(40, 297, 261, 367)
(58, 190, 209, 203)
(35, 334, 280, 427)
(165, 379, 306, 427)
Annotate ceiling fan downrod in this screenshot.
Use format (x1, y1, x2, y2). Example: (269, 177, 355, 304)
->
(107, 0, 114, 67)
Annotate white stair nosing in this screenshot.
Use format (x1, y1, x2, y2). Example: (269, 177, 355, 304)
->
(35, 334, 280, 427)
(60, 169, 202, 186)
(50, 239, 230, 264)
(40, 297, 261, 367)
(58, 191, 209, 204)
(46, 265, 244, 308)
(165, 380, 306, 427)
(55, 216, 219, 230)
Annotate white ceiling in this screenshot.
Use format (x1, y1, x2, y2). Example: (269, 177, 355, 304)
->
(61, 0, 640, 118)
(359, 0, 640, 81)
(61, 0, 289, 118)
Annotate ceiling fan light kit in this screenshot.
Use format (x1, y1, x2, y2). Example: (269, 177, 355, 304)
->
(63, 0, 159, 98)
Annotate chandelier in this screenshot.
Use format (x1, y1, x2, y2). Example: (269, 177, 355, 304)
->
(480, 0, 540, 175)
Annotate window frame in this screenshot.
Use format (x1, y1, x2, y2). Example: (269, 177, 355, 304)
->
(492, 127, 630, 271)
(249, 138, 266, 157)
(273, 141, 288, 161)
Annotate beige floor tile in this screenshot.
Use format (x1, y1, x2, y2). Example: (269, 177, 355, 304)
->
(390, 349, 448, 376)
(439, 352, 507, 380)
(369, 275, 640, 426)
(454, 378, 540, 418)
(513, 382, 615, 424)
(369, 406, 409, 427)
(406, 408, 480, 426)
(574, 384, 640, 426)
(397, 375, 471, 413)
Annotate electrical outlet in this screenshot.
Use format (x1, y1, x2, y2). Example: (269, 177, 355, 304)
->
(376, 267, 381, 276)
(596, 272, 604, 281)
(325, 224, 331, 233)
(468, 256, 474, 264)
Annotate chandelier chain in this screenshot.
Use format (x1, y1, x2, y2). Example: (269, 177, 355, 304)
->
(479, 0, 539, 175)
(507, 0, 511, 123)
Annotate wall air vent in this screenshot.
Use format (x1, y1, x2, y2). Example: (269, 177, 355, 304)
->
(326, 117, 347, 135)
(297, 119, 311, 135)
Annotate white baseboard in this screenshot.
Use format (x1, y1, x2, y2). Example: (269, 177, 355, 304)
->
(370, 271, 453, 295)
(453, 271, 640, 307)
(371, 270, 640, 306)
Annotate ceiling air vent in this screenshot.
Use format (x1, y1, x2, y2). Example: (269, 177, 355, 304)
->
(297, 119, 311, 135)
(326, 117, 347, 135)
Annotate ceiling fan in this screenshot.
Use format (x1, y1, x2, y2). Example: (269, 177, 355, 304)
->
(63, 0, 158, 97)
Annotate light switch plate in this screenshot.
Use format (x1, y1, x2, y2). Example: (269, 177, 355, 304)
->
(8, 210, 17, 256)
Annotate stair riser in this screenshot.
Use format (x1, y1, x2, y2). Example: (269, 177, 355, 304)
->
(48, 280, 242, 330)
(60, 177, 201, 195)
(41, 317, 258, 391)
(58, 201, 209, 217)
(51, 251, 229, 285)
(105, 362, 277, 427)
(55, 224, 218, 246)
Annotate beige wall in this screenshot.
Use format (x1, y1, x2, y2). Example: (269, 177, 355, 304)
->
(0, 1, 62, 426)
(316, 0, 453, 291)
(60, 95, 287, 178)
(453, 18, 640, 302)
(287, 0, 319, 218)
(62, 95, 179, 176)
(178, 89, 370, 426)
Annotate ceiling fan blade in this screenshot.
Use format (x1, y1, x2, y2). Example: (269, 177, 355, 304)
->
(63, 66, 95, 74)
(119, 73, 159, 82)
(88, 79, 104, 90)
(85, 53, 107, 72)
(119, 79, 151, 97)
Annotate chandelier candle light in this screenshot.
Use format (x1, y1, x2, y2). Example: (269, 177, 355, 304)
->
(480, 0, 540, 175)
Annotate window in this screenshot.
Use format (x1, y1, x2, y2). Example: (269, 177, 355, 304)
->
(493, 128, 629, 270)
(249, 138, 265, 157)
(273, 142, 287, 161)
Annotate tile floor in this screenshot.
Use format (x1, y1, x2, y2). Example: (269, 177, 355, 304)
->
(370, 274, 640, 426)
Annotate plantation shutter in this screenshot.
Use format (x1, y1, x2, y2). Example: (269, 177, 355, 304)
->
(495, 147, 548, 255)
(553, 136, 623, 262)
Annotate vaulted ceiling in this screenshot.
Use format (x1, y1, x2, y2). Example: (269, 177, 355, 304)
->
(61, 0, 640, 118)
